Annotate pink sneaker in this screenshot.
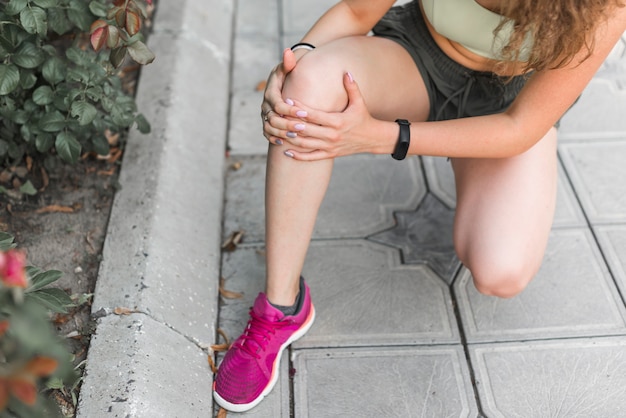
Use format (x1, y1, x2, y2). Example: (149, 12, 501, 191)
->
(213, 279, 315, 412)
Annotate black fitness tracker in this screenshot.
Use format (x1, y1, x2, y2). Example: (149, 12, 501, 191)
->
(391, 119, 411, 160)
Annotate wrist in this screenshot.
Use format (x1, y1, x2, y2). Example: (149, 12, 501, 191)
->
(369, 120, 400, 155)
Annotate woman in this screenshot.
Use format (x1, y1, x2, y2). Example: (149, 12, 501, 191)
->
(214, 0, 626, 412)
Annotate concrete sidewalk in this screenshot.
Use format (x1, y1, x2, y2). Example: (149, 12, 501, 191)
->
(77, 0, 231, 416)
(78, 0, 626, 417)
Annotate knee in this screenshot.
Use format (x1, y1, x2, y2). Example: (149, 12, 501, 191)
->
(283, 51, 347, 110)
(467, 255, 541, 298)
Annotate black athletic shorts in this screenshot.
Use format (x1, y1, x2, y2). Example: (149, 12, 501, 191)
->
(372, 0, 528, 122)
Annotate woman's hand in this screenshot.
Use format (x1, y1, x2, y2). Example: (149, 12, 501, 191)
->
(277, 73, 385, 161)
(261, 48, 310, 144)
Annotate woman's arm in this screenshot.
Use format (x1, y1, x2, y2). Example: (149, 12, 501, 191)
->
(409, 7, 626, 160)
(281, 6, 626, 161)
(297, 0, 397, 47)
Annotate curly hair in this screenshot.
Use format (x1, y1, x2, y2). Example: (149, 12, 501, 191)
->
(496, 0, 625, 72)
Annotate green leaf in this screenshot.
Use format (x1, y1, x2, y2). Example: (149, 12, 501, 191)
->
(67, 0, 92, 31)
(5, 0, 28, 16)
(91, 134, 109, 155)
(88, 1, 109, 17)
(48, 8, 73, 35)
(0, 34, 14, 56)
(35, 133, 55, 152)
(26, 265, 42, 277)
(55, 131, 81, 163)
(134, 113, 150, 134)
(12, 42, 45, 69)
(19, 180, 37, 195)
(85, 86, 103, 101)
(39, 110, 65, 132)
(42, 56, 67, 85)
(53, 94, 70, 112)
(109, 46, 127, 68)
(0, 232, 17, 251)
(21, 123, 33, 142)
(33, 85, 54, 105)
(73, 293, 93, 306)
(71, 100, 98, 126)
(0, 64, 20, 95)
(28, 269, 63, 292)
(0, 139, 9, 157)
(20, 6, 48, 35)
(33, 0, 59, 7)
(26, 288, 74, 313)
(46, 377, 65, 390)
(19, 70, 37, 89)
(14, 110, 29, 124)
(110, 105, 134, 127)
(126, 40, 155, 65)
(8, 140, 25, 159)
(68, 88, 82, 102)
(65, 47, 84, 64)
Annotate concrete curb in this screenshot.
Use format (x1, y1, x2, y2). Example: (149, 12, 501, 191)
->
(77, 1, 232, 416)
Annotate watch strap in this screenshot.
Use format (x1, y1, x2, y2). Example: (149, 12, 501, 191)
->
(391, 119, 411, 160)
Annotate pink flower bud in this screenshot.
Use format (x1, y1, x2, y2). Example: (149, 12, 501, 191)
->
(0, 250, 28, 289)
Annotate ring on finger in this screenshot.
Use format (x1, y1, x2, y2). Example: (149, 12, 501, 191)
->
(262, 109, 273, 122)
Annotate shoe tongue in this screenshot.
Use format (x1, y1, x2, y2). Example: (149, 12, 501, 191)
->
(254, 293, 285, 322)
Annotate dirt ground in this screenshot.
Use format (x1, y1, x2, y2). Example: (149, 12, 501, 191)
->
(0, 154, 120, 416)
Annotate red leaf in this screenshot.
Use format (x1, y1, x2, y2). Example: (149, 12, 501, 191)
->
(125, 10, 141, 36)
(8, 378, 37, 406)
(0, 379, 9, 411)
(24, 357, 58, 377)
(115, 8, 126, 28)
(90, 26, 108, 52)
(0, 320, 9, 337)
(89, 19, 107, 33)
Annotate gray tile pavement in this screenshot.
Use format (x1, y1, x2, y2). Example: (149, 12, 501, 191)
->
(74, 0, 626, 416)
(293, 346, 478, 417)
(217, 0, 626, 416)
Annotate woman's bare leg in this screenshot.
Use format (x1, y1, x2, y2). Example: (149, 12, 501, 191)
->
(264, 36, 430, 305)
(451, 128, 558, 297)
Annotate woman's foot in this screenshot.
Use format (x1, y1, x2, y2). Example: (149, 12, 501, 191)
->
(213, 278, 315, 412)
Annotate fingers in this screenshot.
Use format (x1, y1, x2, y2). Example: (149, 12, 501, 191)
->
(343, 71, 363, 109)
(282, 48, 297, 73)
(263, 116, 309, 145)
(283, 148, 332, 162)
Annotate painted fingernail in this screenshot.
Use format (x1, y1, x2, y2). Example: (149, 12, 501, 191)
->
(285, 98, 294, 106)
(287, 131, 297, 138)
(276, 139, 283, 145)
(294, 123, 305, 131)
(284, 151, 295, 158)
(347, 71, 354, 82)
(296, 110, 308, 118)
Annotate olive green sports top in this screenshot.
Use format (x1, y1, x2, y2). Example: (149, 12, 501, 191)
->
(421, 0, 532, 61)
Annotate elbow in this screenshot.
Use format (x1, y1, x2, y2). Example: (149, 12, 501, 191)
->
(500, 115, 556, 159)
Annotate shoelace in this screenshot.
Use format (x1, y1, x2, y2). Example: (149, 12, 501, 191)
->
(236, 308, 290, 359)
